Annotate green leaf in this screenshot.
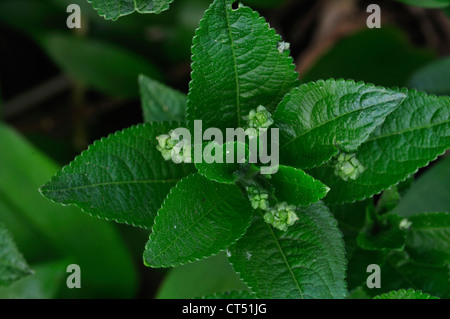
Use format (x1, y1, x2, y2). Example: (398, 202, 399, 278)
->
(406, 212, 450, 266)
(397, 0, 450, 8)
(329, 200, 387, 291)
(195, 141, 248, 184)
(88, 0, 174, 20)
(156, 253, 248, 299)
(302, 28, 435, 89)
(0, 260, 67, 299)
(228, 202, 347, 299)
(274, 79, 406, 169)
(144, 173, 253, 267)
(380, 251, 450, 298)
(187, 0, 298, 131)
(269, 165, 329, 206)
(310, 89, 450, 204)
(139, 75, 186, 122)
(409, 57, 450, 95)
(200, 290, 256, 299)
(40, 122, 194, 229)
(357, 213, 408, 251)
(374, 289, 439, 299)
(38, 33, 162, 98)
(395, 156, 450, 217)
(0, 124, 137, 298)
(0, 222, 32, 286)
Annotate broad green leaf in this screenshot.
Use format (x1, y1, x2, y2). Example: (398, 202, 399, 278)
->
(157, 253, 248, 299)
(144, 174, 253, 267)
(269, 165, 329, 206)
(38, 33, 162, 98)
(310, 89, 450, 204)
(0, 222, 32, 286)
(195, 141, 248, 184)
(330, 200, 387, 291)
(397, 0, 450, 8)
(200, 290, 256, 299)
(302, 28, 435, 88)
(187, 0, 298, 131)
(409, 57, 450, 95)
(0, 260, 67, 299)
(274, 79, 405, 169)
(406, 212, 450, 266)
(395, 156, 450, 217)
(380, 251, 450, 298)
(357, 213, 408, 251)
(0, 124, 137, 298)
(374, 289, 439, 299)
(88, 0, 174, 20)
(139, 75, 186, 122)
(228, 202, 347, 299)
(40, 122, 194, 229)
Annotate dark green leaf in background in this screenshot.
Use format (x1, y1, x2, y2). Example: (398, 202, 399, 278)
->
(408, 56, 450, 96)
(0, 124, 137, 298)
(38, 33, 162, 98)
(139, 75, 186, 123)
(406, 212, 450, 266)
(0, 222, 33, 286)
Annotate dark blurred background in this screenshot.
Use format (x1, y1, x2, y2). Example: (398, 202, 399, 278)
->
(0, 0, 449, 298)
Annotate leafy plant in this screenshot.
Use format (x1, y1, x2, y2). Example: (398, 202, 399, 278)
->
(38, 0, 449, 299)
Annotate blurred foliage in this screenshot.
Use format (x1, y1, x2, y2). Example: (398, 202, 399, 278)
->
(302, 28, 436, 87)
(408, 57, 450, 95)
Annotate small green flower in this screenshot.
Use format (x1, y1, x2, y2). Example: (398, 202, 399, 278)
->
(246, 186, 270, 210)
(334, 153, 365, 181)
(156, 130, 192, 163)
(243, 105, 274, 136)
(263, 202, 299, 231)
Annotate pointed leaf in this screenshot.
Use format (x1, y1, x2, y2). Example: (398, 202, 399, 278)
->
(274, 79, 405, 169)
(88, 0, 174, 20)
(269, 165, 329, 206)
(139, 75, 186, 123)
(144, 174, 253, 267)
(228, 202, 347, 299)
(40, 122, 195, 229)
(374, 289, 439, 299)
(406, 212, 450, 266)
(200, 290, 256, 299)
(0, 222, 32, 286)
(187, 0, 298, 131)
(309, 89, 450, 204)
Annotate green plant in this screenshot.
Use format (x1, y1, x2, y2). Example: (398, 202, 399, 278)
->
(32, 0, 449, 299)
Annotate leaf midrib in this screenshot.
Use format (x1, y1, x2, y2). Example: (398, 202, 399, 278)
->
(223, 0, 241, 127)
(262, 213, 304, 299)
(43, 178, 180, 193)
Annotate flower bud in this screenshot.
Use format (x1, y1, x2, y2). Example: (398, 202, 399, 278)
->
(334, 153, 365, 181)
(263, 201, 299, 231)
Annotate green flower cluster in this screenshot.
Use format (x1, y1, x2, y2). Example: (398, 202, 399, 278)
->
(334, 153, 365, 181)
(246, 186, 269, 210)
(263, 202, 299, 232)
(156, 130, 192, 163)
(246, 186, 299, 232)
(244, 105, 274, 137)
